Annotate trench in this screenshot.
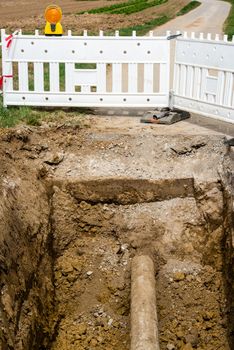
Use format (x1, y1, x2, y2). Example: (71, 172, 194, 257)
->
(0, 152, 234, 350)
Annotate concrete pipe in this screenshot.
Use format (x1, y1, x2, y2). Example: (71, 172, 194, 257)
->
(130, 255, 160, 350)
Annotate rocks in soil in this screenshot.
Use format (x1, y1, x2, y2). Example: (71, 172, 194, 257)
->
(0, 119, 232, 350)
(44, 152, 64, 165)
(170, 138, 207, 156)
(77, 323, 87, 335)
(173, 272, 186, 281)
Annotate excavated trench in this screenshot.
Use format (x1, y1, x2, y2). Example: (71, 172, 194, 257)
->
(0, 125, 233, 350)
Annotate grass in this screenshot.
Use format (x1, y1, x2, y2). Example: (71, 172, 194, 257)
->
(176, 1, 201, 16)
(79, 0, 167, 15)
(115, 15, 170, 35)
(111, 0, 167, 15)
(0, 98, 44, 127)
(224, 0, 234, 39)
(0, 97, 91, 128)
(79, 0, 143, 14)
(75, 63, 97, 69)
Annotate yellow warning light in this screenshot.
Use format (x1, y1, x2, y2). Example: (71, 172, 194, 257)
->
(44, 5, 63, 36)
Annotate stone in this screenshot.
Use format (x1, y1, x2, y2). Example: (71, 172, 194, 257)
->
(176, 330, 184, 339)
(15, 128, 30, 142)
(37, 164, 49, 179)
(90, 338, 98, 347)
(186, 274, 193, 282)
(1, 292, 13, 318)
(44, 152, 64, 165)
(107, 318, 113, 326)
(62, 263, 74, 275)
(185, 328, 199, 347)
(203, 311, 214, 320)
(80, 201, 92, 210)
(77, 323, 87, 335)
(96, 336, 104, 343)
(174, 272, 185, 281)
(86, 271, 93, 276)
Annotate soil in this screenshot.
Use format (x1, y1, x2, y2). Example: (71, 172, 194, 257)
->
(0, 0, 189, 33)
(0, 114, 233, 350)
(0, 2, 233, 349)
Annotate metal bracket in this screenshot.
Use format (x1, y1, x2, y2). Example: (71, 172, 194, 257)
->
(167, 33, 182, 40)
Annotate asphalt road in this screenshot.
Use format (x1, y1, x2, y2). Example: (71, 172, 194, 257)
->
(152, 0, 231, 88)
(155, 0, 231, 35)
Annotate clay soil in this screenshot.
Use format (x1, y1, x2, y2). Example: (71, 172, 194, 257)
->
(0, 0, 189, 33)
(0, 113, 233, 350)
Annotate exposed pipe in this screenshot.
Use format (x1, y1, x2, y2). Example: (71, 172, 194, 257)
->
(130, 255, 160, 350)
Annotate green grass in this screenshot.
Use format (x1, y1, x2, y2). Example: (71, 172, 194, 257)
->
(224, 0, 234, 39)
(0, 97, 91, 128)
(176, 1, 201, 16)
(75, 63, 97, 69)
(0, 98, 44, 127)
(116, 15, 170, 35)
(79, 0, 167, 15)
(79, 0, 142, 14)
(111, 0, 167, 15)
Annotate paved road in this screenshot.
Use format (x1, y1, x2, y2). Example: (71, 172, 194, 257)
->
(152, 0, 231, 88)
(155, 0, 231, 35)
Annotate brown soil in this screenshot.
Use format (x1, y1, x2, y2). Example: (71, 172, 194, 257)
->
(0, 3, 233, 350)
(0, 115, 233, 350)
(0, 0, 189, 33)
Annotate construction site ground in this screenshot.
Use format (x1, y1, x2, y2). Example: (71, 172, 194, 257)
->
(0, 109, 234, 350)
(0, 1, 234, 349)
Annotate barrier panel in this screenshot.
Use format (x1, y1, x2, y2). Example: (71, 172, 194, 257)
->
(1, 29, 234, 123)
(0, 29, 170, 108)
(173, 32, 234, 123)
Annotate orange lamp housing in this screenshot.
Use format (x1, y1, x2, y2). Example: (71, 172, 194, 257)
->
(44, 5, 63, 36)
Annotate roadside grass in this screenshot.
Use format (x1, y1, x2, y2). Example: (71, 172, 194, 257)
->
(224, 0, 234, 39)
(176, 1, 201, 16)
(79, 0, 167, 15)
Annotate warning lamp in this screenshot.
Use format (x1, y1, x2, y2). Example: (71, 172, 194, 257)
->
(44, 5, 63, 36)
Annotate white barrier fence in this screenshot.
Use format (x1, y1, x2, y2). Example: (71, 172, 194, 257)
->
(173, 32, 234, 123)
(1, 29, 234, 123)
(0, 29, 170, 108)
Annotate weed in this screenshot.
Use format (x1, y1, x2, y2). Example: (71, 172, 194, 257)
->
(224, 0, 234, 39)
(24, 114, 42, 126)
(0, 99, 36, 128)
(176, 1, 201, 16)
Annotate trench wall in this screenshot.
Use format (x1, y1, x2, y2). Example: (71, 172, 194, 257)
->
(0, 170, 54, 350)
